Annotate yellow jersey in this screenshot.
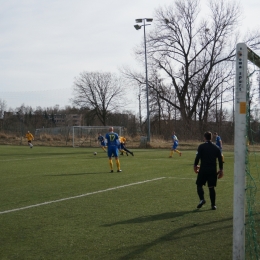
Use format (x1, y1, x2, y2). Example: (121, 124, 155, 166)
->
(26, 132, 34, 141)
(119, 136, 126, 144)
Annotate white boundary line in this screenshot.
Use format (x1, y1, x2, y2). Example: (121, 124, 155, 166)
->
(0, 177, 166, 215)
(0, 156, 69, 162)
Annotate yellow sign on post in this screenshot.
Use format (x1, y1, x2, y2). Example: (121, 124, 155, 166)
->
(240, 102, 246, 114)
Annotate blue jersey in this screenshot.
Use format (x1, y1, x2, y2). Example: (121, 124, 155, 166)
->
(105, 132, 120, 157)
(105, 132, 119, 146)
(216, 136, 221, 148)
(98, 135, 104, 142)
(172, 135, 179, 144)
(172, 135, 179, 149)
(98, 135, 106, 146)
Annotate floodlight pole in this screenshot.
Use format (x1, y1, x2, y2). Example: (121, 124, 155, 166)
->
(134, 18, 152, 142)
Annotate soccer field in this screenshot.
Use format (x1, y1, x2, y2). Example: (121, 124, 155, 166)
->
(0, 145, 234, 259)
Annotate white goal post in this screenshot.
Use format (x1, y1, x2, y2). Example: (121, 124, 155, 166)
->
(233, 43, 260, 260)
(72, 126, 123, 148)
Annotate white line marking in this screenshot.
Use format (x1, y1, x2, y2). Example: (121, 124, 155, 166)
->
(0, 156, 69, 162)
(0, 177, 166, 215)
(169, 177, 196, 180)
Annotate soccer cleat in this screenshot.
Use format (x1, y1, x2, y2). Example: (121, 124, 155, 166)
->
(131, 152, 134, 156)
(197, 200, 206, 209)
(169, 156, 172, 158)
(179, 152, 182, 156)
(117, 170, 122, 172)
(110, 170, 114, 173)
(126, 153, 128, 156)
(211, 205, 217, 210)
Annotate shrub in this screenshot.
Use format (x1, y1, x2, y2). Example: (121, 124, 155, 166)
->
(0, 133, 7, 139)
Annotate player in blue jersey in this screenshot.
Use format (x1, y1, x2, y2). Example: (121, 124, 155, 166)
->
(97, 133, 107, 152)
(213, 132, 224, 163)
(105, 127, 122, 173)
(169, 131, 182, 157)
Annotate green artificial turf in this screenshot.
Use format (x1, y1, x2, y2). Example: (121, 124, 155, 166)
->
(0, 145, 234, 259)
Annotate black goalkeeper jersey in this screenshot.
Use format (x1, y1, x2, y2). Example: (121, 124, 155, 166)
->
(194, 141, 223, 172)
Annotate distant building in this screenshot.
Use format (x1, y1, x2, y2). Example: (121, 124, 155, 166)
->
(66, 114, 82, 126)
(3, 111, 13, 119)
(49, 114, 82, 126)
(52, 114, 66, 126)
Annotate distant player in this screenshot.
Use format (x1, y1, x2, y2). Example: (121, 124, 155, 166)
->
(105, 127, 122, 173)
(119, 136, 134, 156)
(213, 132, 224, 163)
(25, 131, 34, 148)
(169, 131, 182, 157)
(97, 133, 107, 152)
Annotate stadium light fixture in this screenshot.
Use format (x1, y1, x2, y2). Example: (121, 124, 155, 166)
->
(133, 18, 153, 142)
(134, 24, 141, 30)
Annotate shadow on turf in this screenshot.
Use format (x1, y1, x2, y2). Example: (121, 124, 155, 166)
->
(115, 216, 233, 260)
(102, 210, 203, 227)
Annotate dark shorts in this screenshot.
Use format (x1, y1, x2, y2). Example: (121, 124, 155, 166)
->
(100, 141, 106, 147)
(196, 170, 217, 187)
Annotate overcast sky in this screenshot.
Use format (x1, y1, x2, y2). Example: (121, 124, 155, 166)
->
(0, 0, 259, 112)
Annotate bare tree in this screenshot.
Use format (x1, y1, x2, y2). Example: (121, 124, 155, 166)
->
(71, 71, 125, 126)
(125, 0, 260, 137)
(0, 99, 7, 119)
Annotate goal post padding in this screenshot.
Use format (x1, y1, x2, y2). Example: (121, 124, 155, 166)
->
(72, 126, 123, 147)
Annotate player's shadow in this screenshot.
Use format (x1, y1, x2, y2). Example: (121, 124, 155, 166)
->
(102, 210, 199, 227)
(116, 216, 233, 260)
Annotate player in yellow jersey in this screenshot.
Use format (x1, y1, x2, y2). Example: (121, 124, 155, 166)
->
(169, 131, 182, 157)
(25, 131, 34, 148)
(119, 136, 134, 156)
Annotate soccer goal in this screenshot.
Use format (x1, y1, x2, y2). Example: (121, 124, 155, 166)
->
(234, 43, 260, 259)
(72, 126, 123, 148)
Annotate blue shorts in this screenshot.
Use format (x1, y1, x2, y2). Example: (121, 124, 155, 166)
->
(107, 145, 119, 158)
(172, 141, 178, 150)
(100, 141, 106, 147)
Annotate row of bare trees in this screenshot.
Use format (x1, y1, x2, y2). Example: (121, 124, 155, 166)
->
(121, 0, 260, 139)
(1, 0, 260, 143)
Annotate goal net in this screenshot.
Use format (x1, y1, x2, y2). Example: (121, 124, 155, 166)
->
(234, 43, 260, 259)
(72, 126, 123, 148)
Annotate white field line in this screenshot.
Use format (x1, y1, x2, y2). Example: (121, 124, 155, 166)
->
(168, 177, 196, 180)
(0, 177, 166, 215)
(168, 176, 227, 182)
(0, 156, 69, 162)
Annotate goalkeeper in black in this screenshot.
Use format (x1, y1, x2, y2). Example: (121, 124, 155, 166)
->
(193, 131, 223, 210)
